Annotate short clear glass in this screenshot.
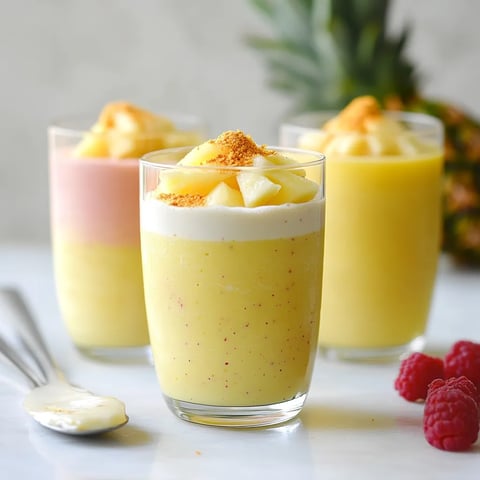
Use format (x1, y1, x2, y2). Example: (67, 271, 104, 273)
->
(280, 111, 444, 361)
(140, 146, 325, 427)
(49, 112, 206, 362)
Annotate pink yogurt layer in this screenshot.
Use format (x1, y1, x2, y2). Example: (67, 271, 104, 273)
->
(50, 149, 140, 245)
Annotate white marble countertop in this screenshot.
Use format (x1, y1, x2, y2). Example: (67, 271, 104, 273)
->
(0, 244, 479, 479)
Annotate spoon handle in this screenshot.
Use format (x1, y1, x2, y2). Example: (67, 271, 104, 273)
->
(0, 288, 60, 384)
(0, 336, 44, 388)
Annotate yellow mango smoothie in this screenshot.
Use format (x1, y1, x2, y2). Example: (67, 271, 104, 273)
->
(140, 131, 325, 427)
(282, 96, 444, 360)
(49, 101, 204, 359)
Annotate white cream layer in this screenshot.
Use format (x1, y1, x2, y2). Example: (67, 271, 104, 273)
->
(141, 195, 325, 241)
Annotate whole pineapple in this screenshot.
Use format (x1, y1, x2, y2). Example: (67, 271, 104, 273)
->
(248, 0, 480, 265)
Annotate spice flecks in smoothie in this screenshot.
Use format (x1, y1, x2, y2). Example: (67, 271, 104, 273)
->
(142, 226, 324, 406)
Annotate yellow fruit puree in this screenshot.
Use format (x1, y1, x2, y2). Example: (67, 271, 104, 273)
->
(319, 152, 442, 349)
(142, 233, 323, 405)
(53, 236, 149, 347)
(296, 97, 443, 353)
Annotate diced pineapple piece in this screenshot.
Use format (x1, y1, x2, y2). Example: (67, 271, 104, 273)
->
(253, 154, 305, 176)
(263, 153, 294, 166)
(145, 114, 175, 133)
(205, 182, 244, 207)
(157, 169, 235, 196)
(266, 170, 319, 204)
(97, 102, 174, 134)
(113, 111, 142, 133)
(324, 136, 346, 156)
(298, 131, 332, 152)
(179, 141, 224, 166)
(364, 117, 404, 155)
(108, 134, 137, 158)
(252, 156, 275, 168)
(237, 172, 281, 207)
(73, 133, 109, 158)
(328, 132, 371, 155)
(396, 135, 420, 155)
(366, 134, 401, 155)
(107, 133, 166, 159)
(365, 116, 404, 137)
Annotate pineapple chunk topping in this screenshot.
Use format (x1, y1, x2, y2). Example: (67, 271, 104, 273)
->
(205, 182, 244, 207)
(237, 173, 281, 207)
(155, 130, 320, 208)
(74, 101, 202, 159)
(298, 96, 434, 156)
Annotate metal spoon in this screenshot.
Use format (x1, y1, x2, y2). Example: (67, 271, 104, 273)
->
(0, 288, 128, 436)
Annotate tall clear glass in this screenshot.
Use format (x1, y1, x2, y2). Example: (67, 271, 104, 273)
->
(49, 113, 205, 361)
(280, 111, 444, 361)
(140, 146, 325, 427)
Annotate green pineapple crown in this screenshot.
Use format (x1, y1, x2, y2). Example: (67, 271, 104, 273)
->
(248, 0, 418, 111)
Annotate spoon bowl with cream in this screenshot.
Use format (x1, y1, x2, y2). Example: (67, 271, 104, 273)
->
(0, 288, 128, 436)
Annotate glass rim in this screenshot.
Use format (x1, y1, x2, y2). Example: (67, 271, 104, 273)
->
(48, 111, 206, 138)
(140, 145, 326, 172)
(281, 110, 444, 137)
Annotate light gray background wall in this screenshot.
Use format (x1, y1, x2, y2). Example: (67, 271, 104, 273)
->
(1, 0, 479, 244)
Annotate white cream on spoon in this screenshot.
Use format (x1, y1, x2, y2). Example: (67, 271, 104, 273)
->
(0, 288, 128, 436)
(23, 381, 128, 435)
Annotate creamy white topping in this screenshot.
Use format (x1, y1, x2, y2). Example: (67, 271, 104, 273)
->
(141, 195, 325, 241)
(23, 381, 127, 434)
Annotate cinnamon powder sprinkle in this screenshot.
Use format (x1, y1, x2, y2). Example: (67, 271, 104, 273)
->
(206, 130, 274, 166)
(155, 131, 272, 207)
(156, 192, 206, 207)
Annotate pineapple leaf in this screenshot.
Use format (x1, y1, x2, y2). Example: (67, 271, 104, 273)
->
(246, 37, 323, 84)
(247, 0, 419, 109)
(310, 0, 341, 74)
(248, 0, 317, 54)
(356, 23, 381, 67)
(348, 0, 389, 28)
(249, 0, 275, 17)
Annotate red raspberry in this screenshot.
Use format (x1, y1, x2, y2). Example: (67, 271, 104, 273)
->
(428, 376, 480, 407)
(444, 340, 480, 389)
(424, 387, 479, 451)
(394, 352, 444, 402)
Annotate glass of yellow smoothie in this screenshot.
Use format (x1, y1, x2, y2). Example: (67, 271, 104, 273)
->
(140, 131, 325, 427)
(280, 96, 444, 361)
(49, 101, 205, 361)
